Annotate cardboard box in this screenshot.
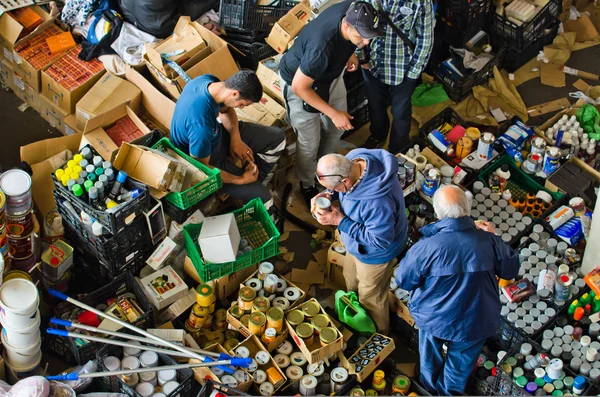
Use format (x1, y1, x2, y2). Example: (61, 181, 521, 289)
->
(389, 290, 415, 326)
(81, 104, 151, 162)
(158, 288, 197, 324)
(145, 19, 239, 100)
(183, 256, 257, 300)
(286, 298, 343, 364)
(141, 265, 188, 310)
(0, 59, 14, 90)
(0, 6, 54, 53)
(190, 343, 254, 392)
(236, 92, 287, 126)
(64, 114, 83, 136)
(40, 95, 68, 134)
(144, 17, 207, 80)
(147, 237, 178, 271)
(125, 66, 175, 132)
(0, 42, 6, 62)
(76, 74, 142, 130)
(113, 142, 178, 192)
(198, 213, 241, 263)
(229, 335, 287, 395)
(339, 333, 395, 382)
(12, 75, 40, 112)
(266, 0, 313, 54)
(256, 55, 284, 105)
(534, 108, 580, 145)
(168, 210, 206, 245)
(327, 241, 347, 291)
(41, 47, 106, 113)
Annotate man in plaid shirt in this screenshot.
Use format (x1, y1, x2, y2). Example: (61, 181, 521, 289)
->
(358, 0, 434, 154)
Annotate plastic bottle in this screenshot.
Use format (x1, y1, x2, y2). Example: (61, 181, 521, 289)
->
(117, 188, 141, 202)
(496, 164, 511, 191)
(568, 300, 579, 317)
(109, 171, 128, 200)
(579, 141, 589, 159)
(72, 184, 84, 199)
(80, 211, 94, 234)
(81, 147, 92, 160)
(88, 187, 100, 209)
(92, 221, 104, 236)
(585, 145, 596, 163)
(105, 198, 118, 209)
(581, 293, 591, 306)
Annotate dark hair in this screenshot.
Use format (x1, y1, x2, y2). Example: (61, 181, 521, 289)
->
(224, 70, 263, 103)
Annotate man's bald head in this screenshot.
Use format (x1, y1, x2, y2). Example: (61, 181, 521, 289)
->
(433, 185, 470, 219)
(316, 154, 353, 188)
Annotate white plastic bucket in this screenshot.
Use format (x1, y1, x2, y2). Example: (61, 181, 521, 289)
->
(2, 334, 41, 368)
(0, 279, 39, 329)
(2, 310, 40, 349)
(3, 350, 42, 384)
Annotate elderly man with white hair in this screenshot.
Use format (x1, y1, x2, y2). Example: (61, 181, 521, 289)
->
(312, 149, 407, 335)
(395, 185, 519, 396)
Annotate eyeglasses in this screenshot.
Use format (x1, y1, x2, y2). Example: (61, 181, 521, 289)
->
(315, 172, 345, 181)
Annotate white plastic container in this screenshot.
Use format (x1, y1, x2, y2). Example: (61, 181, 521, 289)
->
(2, 332, 41, 368)
(3, 351, 42, 384)
(0, 279, 39, 329)
(2, 310, 40, 349)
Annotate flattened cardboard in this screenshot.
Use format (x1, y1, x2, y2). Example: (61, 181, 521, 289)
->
(540, 63, 566, 87)
(526, 97, 571, 117)
(0, 6, 54, 52)
(564, 14, 599, 42)
(39, 95, 68, 134)
(266, 0, 313, 54)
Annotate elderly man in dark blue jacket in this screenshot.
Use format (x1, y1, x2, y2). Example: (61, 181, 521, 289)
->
(312, 149, 407, 335)
(396, 185, 519, 396)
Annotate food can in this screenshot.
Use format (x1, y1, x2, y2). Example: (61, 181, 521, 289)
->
(184, 321, 201, 340)
(238, 286, 256, 311)
(290, 352, 307, 367)
(259, 382, 274, 396)
(254, 369, 267, 384)
(214, 308, 228, 332)
(554, 272, 573, 304)
(286, 310, 305, 326)
(286, 366, 304, 393)
(258, 262, 274, 280)
(230, 304, 243, 319)
(284, 287, 302, 302)
(274, 354, 290, 369)
(187, 304, 207, 328)
(351, 388, 366, 396)
(276, 340, 294, 356)
(272, 297, 290, 311)
(196, 283, 216, 306)
(266, 307, 284, 333)
(252, 297, 271, 313)
(8, 232, 34, 259)
(330, 367, 349, 392)
(477, 132, 495, 161)
(240, 314, 250, 328)
(392, 375, 411, 394)
(266, 367, 285, 388)
(422, 168, 441, 197)
(301, 301, 320, 319)
(264, 274, 279, 294)
(262, 327, 277, 344)
(319, 327, 337, 347)
(223, 338, 239, 352)
(248, 312, 266, 335)
(0, 170, 32, 216)
(311, 314, 329, 335)
(245, 277, 262, 291)
(299, 375, 318, 396)
(6, 209, 34, 239)
(296, 323, 314, 346)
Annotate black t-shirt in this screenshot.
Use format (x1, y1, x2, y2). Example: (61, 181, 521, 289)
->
(279, 0, 356, 86)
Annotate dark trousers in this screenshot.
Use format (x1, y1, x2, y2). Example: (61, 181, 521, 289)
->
(210, 122, 285, 203)
(362, 69, 418, 154)
(419, 329, 487, 396)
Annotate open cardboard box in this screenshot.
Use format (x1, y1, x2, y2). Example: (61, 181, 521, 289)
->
(64, 114, 83, 136)
(327, 229, 347, 290)
(80, 103, 151, 162)
(144, 17, 207, 80)
(184, 256, 259, 300)
(338, 333, 395, 382)
(389, 290, 415, 326)
(229, 335, 287, 395)
(76, 74, 142, 130)
(144, 19, 239, 100)
(0, 5, 54, 55)
(256, 55, 284, 105)
(534, 108, 580, 145)
(236, 92, 287, 127)
(266, 0, 313, 54)
(286, 297, 343, 364)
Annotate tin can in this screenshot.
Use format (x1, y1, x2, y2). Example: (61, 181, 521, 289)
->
(3, 270, 32, 282)
(248, 312, 266, 335)
(258, 262, 274, 280)
(252, 297, 271, 314)
(397, 167, 406, 188)
(214, 308, 227, 332)
(184, 321, 201, 340)
(456, 136, 473, 159)
(8, 232, 34, 259)
(404, 162, 415, 185)
(272, 297, 290, 311)
(392, 375, 411, 394)
(301, 301, 320, 319)
(264, 274, 278, 294)
(196, 283, 216, 306)
(240, 314, 250, 328)
(299, 375, 318, 396)
(569, 197, 586, 217)
(224, 338, 239, 352)
(0, 191, 5, 226)
(319, 327, 337, 347)
(522, 153, 543, 174)
(267, 367, 285, 388)
(422, 169, 441, 197)
(10, 253, 36, 272)
(238, 286, 256, 312)
(477, 133, 495, 161)
(311, 314, 329, 335)
(262, 327, 277, 344)
(230, 304, 243, 319)
(537, 269, 556, 297)
(266, 307, 284, 333)
(554, 272, 573, 305)
(0, 170, 32, 216)
(350, 388, 366, 396)
(6, 209, 34, 238)
(542, 147, 561, 175)
(283, 287, 302, 302)
(531, 137, 547, 156)
(330, 367, 349, 392)
(286, 310, 304, 326)
(188, 304, 208, 328)
(296, 323, 314, 346)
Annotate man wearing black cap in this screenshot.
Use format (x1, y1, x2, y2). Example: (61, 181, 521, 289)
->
(279, 0, 382, 206)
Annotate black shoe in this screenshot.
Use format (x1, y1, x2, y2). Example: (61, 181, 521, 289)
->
(300, 185, 319, 208)
(362, 136, 383, 149)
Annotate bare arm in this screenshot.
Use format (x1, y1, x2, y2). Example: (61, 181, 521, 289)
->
(194, 155, 257, 185)
(219, 106, 254, 164)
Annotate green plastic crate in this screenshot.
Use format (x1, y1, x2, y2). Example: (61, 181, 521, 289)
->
(184, 198, 280, 282)
(151, 138, 222, 209)
(478, 154, 564, 201)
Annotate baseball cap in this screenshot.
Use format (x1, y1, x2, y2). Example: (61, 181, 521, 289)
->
(345, 1, 384, 39)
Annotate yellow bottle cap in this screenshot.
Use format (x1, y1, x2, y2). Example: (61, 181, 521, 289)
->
(106, 200, 117, 209)
(67, 160, 76, 169)
(55, 169, 65, 178)
(73, 165, 83, 174)
(61, 174, 70, 186)
(64, 167, 73, 176)
(70, 173, 79, 180)
(73, 154, 83, 163)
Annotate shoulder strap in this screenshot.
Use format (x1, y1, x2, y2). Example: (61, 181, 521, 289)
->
(374, 0, 416, 51)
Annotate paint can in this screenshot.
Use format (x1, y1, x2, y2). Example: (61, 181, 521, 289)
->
(330, 367, 349, 393)
(6, 209, 34, 238)
(422, 169, 441, 197)
(0, 278, 39, 329)
(284, 287, 302, 302)
(299, 375, 318, 396)
(531, 137, 547, 156)
(3, 270, 32, 282)
(542, 147, 561, 176)
(522, 153, 543, 174)
(10, 254, 36, 272)
(477, 133, 495, 161)
(554, 272, 573, 305)
(8, 232, 34, 259)
(0, 171, 32, 217)
(456, 136, 473, 159)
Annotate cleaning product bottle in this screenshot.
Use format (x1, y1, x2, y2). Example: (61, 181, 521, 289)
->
(496, 164, 511, 191)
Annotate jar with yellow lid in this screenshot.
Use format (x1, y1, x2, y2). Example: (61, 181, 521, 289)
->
(311, 314, 329, 335)
(392, 375, 411, 394)
(230, 305, 243, 319)
(319, 327, 337, 347)
(248, 312, 267, 335)
(266, 307, 284, 333)
(225, 329, 238, 340)
(296, 323, 314, 346)
(241, 314, 251, 328)
(372, 370, 386, 392)
(301, 301, 320, 319)
(286, 310, 304, 326)
(365, 389, 378, 396)
(252, 296, 271, 313)
(223, 338, 239, 352)
(238, 286, 256, 312)
(188, 304, 208, 328)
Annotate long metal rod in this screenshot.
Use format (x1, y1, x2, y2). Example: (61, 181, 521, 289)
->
(50, 318, 221, 358)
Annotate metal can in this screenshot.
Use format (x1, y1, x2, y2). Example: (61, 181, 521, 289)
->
(230, 304, 243, 319)
(299, 375, 318, 396)
(196, 283, 216, 306)
(392, 375, 411, 394)
(262, 327, 277, 344)
(252, 297, 271, 313)
(248, 312, 266, 335)
(404, 162, 415, 185)
(537, 269, 556, 297)
(266, 307, 284, 333)
(301, 301, 320, 319)
(422, 168, 441, 197)
(311, 314, 329, 335)
(542, 146, 561, 176)
(397, 167, 407, 188)
(187, 303, 208, 328)
(286, 310, 305, 326)
(350, 388, 366, 396)
(477, 132, 495, 161)
(531, 137, 547, 156)
(284, 287, 302, 302)
(554, 272, 573, 305)
(286, 366, 304, 393)
(330, 367, 349, 393)
(238, 286, 256, 312)
(522, 153, 543, 174)
(319, 327, 337, 347)
(258, 262, 274, 280)
(272, 297, 290, 311)
(296, 323, 314, 346)
(264, 274, 279, 294)
(240, 314, 251, 328)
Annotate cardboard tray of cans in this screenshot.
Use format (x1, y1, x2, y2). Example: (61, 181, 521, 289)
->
(228, 334, 287, 396)
(338, 333, 395, 382)
(285, 298, 343, 364)
(43, 45, 104, 90)
(226, 269, 304, 352)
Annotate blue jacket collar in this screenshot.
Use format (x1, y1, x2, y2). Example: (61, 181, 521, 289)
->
(420, 216, 476, 237)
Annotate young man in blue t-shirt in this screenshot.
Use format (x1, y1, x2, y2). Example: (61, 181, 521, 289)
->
(170, 70, 285, 208)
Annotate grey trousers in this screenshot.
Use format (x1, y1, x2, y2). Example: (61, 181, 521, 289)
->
(281, 73, 347, 187)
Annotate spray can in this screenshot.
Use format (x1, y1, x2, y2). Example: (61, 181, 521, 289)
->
(88, 187, 100, 209)
(108, 171, 128, 201)
(422, 169, 441, 197)
(542, 147, 561, 176)
(538, 269, 556, 296)
(477, 133, 495, 161)
(524, 353, 549, 371)
(554, 272, 573, 305)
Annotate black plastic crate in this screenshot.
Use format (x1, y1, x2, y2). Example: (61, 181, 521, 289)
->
(434, 46, 505, 102)
(223, 27, 269, 43)
(219, 0, 294, 32)
(56, 196, 153, 274)
(52, 145, 151, 235)
(348, 103, 370, 130)
(346, 82, 367, 114)
(97, 345, 193, 397)
(53, 272, 154, 365)
(42, 332, 75, 365)
(497, 19, 560, 73)
(391, 314, 420, 353)
(488, 0, 561, 51)
(435, 0, 491, 47)
(226, 39, 278, 69)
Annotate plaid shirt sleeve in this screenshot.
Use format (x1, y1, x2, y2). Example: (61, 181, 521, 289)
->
(406, 0, 434, 80)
